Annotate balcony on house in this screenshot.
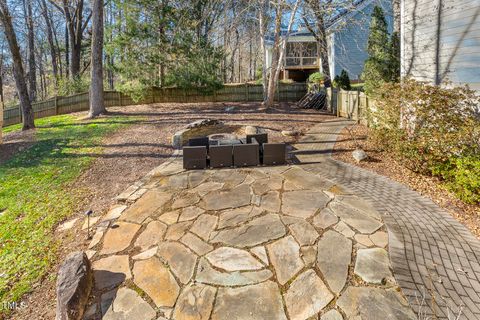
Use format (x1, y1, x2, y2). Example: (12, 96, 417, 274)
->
(284, 41, 319, 69)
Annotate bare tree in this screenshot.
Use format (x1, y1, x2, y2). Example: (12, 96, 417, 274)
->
(89, 0, 105, 117)
(24, 0, 37, 102)
(0, 0, 34, 130)
(264, 0, 300, 109)
(40, 0, 59, 85)
(304, 0, 332, 86)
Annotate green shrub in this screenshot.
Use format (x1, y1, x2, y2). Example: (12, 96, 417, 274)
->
(370, 79, 480, 203)
(308, 72, 325, 84)
(432, 156, 480, 204)
(333, 70, 352, 90)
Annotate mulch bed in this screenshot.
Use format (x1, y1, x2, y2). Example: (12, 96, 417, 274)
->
(8, 101, 332, 320)
(333, 124, 480, 239)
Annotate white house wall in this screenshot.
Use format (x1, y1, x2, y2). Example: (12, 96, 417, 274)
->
(401, 0, 480, 90)
(331, 0, 394, 80)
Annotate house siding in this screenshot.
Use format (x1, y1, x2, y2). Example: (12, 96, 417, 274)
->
(401, 0, 480, 90)
(331, 0, 394, 80)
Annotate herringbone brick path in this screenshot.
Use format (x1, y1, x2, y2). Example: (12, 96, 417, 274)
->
(293, 118, 480, 319)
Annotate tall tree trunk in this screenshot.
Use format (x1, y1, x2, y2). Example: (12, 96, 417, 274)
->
(65, 25, 70, 78)
(89, 0, 105, 118)
(259, 0, 268, 99)
(24, 0, 37, 102)
(40, 0, 59, 85)
(0, 1, 34, 130)
(0, 51, 4, 110)
(305, 0, 332, 86)
(62, 0, 87, 79)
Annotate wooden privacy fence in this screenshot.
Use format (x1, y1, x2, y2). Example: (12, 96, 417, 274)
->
(333, 89, 373, 125)
(2, 83, 307, 127)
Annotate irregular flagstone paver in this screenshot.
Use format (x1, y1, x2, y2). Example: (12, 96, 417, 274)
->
(167, 173, 189, 189)
(250, 246, 269, 265)
(211, 281, 287, 320)
(180, 232, 213, 256)
(288, 220, 319, 246)
(179, 206, 205, 222)
(134, 220, 167, 250)
(267, 235, 304, 285)
(120, 189, 171, 223)
(172, 193, 200, 209)
(210, 170, 247, 188)
(329, 201, 382, 234)
(195, 257, 272, 286)
(354, 234, 374, 247)
(58, 218, 78, 231)
(188, 171, 209, 188)
(337, 287, 416, 319)
(259, 191, 281, 212)
(333, 221, 355, 238)
(102, 205, 127, 222)
(316, 231, 352, 294)
(102, 287, 156, 320)
(101, 222, 141, 255)
(190, 214, 217, 241)
(252, 175, 283, 195)
(133, 257, 180, 307)
(300, 246, 317, 265)
(132, 246, 158, 260)
(157, 241, 197, 284)
(165, 221, 193, 241)
(211, 213, 286, 247)
(93, 255, 131, 290)
(335, 195, 381, 220)
(320, 309, 343, 320)
(283, 166, 334, 190)
(285, 269, 334, 320)
(158, 210, 180, 225)
(312, 208, 338, 229)
(217, 206, 263, 229)
(282, 190, 330, 218)
(191, 181, 224, 196)
(206, 247, 263, 271)
(172, 283, 217, 320)
(354, 248, 393, 284)
(369, 231, 388, 248)
(201, 184, 251, 210)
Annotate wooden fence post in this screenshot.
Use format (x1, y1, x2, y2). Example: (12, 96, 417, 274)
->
(245, 83, 249, 101)
(55, 96, 59, 115)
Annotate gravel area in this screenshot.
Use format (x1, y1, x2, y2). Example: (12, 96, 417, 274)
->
(333, 124, 480, 239)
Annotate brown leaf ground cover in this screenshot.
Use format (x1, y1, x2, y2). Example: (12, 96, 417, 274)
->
(333, 124, 480, 239)
(7, 101, 332, 319)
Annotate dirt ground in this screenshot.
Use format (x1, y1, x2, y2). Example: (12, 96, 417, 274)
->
(8, 101, 333, 319)
(333, 124, 480, 239)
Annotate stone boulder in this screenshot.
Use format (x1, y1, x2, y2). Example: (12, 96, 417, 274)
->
(245, 126, 258, 135)
(56, 251, 93, 320)
(352, 149, 367, 163)
(186, 119, 220, 129)
(281, 130, 299, 137)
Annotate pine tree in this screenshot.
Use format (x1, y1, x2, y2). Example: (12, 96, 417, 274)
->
(388, 31, 401, 82)
(362, 6, 390, 95)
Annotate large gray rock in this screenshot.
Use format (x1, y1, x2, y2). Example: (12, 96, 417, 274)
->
(352, 149, 368, 162)
(56, 252, 93, 320)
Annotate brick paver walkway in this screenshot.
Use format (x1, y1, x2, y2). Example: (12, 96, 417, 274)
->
(293, 118, 480, 319)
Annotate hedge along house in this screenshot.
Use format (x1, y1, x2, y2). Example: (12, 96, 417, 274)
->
(401, 0, 480, 90)
(265, 0, 393, 82)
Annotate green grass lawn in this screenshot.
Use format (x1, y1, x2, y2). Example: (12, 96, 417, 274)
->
(0, 114, 136, 309)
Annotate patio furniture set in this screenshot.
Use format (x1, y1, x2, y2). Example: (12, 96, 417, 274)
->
(183, 133, 286, 170)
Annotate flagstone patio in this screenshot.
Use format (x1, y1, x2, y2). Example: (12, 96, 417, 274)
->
(82, 154, 415, 318)
(80, 118, 480, 320)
